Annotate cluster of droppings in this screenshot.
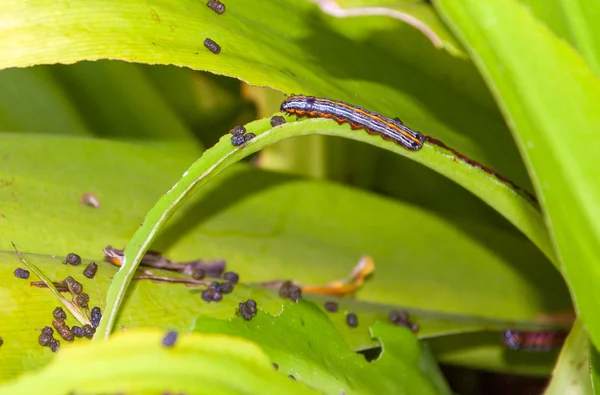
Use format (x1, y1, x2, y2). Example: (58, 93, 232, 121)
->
(49, 307, 74, 341)
(31, 252, 102, 351)
(13, 267, 30, 279)
(229, 125, 255, 146)
(63, 253, 82, 266)
(230, 125, 246, 146)
(389, 311, 418, 333)
(238, 300, 257, 321)
(198, 271, 239, 303)
(278, 281, 302, 302)
(83, 262, 98, 279)
(71, 324, 94, 339)
(38, 326, 60, 352)
(201, 283, 223, 302)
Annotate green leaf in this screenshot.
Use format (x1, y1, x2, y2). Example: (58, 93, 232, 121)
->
(48, 61, 202, 143)
(435, 0, 600, 349)
(555, 0, 600, 75)
(0, 329, 320, 395)
(543, 319, 591, 395)
(0, 134, 569, 379)
(98, 113, 557, 338)
(0, 67, 91, 135)
(0, 0, 532, 189)
(0, 251, 566, 380)
(370, 322, 452, 395)
(11, 244, 91, 326)
(0, 134, 565, 318)
(591, 344, 600, 394)
(519, 0, 600, 75)
(194, 301, 450, 395)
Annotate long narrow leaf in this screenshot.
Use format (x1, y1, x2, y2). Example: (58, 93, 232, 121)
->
(97, 116, 553, 339)
(435, 0, 600, 347)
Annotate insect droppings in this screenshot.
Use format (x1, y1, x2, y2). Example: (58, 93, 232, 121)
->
(231, 134, 246, 146)
(53, 307, 67, 320)
(82, 324, 95, 339)
(91, 307, 102, 328)
(289, 375, 296, 380)
(64, 276, 83, 295)
(192, 268, 206, 280)
(389, 310, 408, 324)
(201, 289, 215, 302)
(206, 0, 226, 14)
(162, 331, 178, 347)
(346, 313, 358, 328)
(52, 319, 74, 341)
(243, 132, 256, 142)
(223, 271, 239, 284)
(72, 326, 85, 338)
(83, 262, 98, 279)
(38, 333, 51, 346)
(58, 327, 74, 341)
(230, 125, 246, 136)
(238, 299, 257, 320)
(270, 115, 286, 127)
(49, 338, 60, 352)
(13, 267, 30, 279)
(75, 292, 89, 308)
(279, 281, 302, 302)
(324, 301, 339, 313)
(216, 282, 233, 294)
(39, 327, 58, 349)
(204, 38, 221, 54)
(64, 253, 82, 266)
(0, 337, 3, 347)
(273, 363, 279, 370)
(388, 310, 419, 333)
(70, 281, 83, 295)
